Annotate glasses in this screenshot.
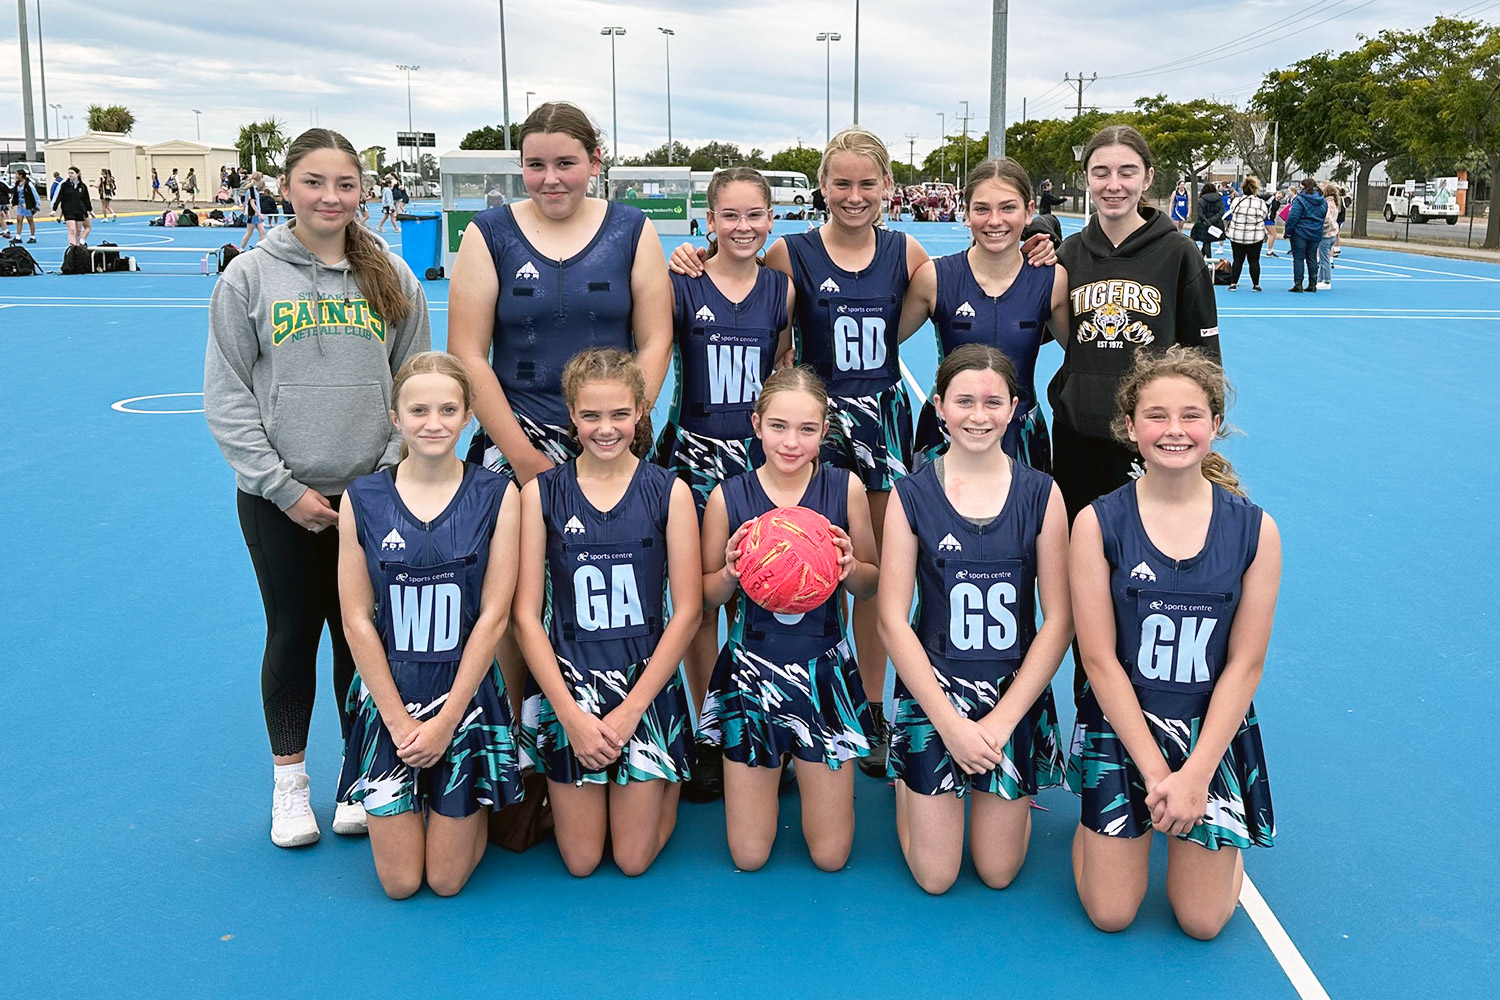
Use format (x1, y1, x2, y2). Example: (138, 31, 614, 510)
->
(711, 209, 770, 225)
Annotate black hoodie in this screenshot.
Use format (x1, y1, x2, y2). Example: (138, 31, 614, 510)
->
(1050, 206, 1220, 440)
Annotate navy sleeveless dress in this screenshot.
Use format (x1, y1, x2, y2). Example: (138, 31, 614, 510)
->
(338, 464, 524, 817)
(912, 252, 1055, 473)
(520, 459, 693, 785)
(783, 227, 913, 490)
(888, 460, 1064, 797)
(1066, 482, 1276, 849)
(652, 266, 786, 516)
(466, 200, 646, 475)
(698, 465, 872, 768)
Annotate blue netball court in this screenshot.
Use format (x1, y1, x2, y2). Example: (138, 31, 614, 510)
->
(3, 212, 1496, 998)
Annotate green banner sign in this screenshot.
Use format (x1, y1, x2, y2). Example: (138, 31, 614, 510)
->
(445, 210, 479, 253)
(628, 197, 688, 220)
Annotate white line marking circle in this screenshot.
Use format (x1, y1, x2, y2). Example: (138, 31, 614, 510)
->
(111, 392, 205, 414)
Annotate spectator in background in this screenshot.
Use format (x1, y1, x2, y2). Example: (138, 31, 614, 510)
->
(810, 185, 828, 224)
(51, 165, 94, 246)
(1263, 184, 1284, 257)
(1317, 181, 1340, 290)
(10, 169, 40, 242)
(227, 165, 242, 207)
(238, 179, 268, 250)
(376, 175, 397, 233)
(0, 173, 11, 239)
(50, 171, 64, 203)
(184, 168, 198, 206)
(166, 168, 182, 206)
(1224, 175, 1267, 291)
(1190, 181, 1223, 260)
(1169, 179, 1190, 232)
(392, 176, 408, 215)
(97, 169, 117, 222)
(1038, 178, 1067, 215)
(1283, 177, 1327, 293)
(1333, 185, 1346, 257)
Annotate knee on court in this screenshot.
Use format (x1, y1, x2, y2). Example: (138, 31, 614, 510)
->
(1079, 893, 1142, 933)
(377, 867, 424, 901)
(559, 843, 605, 878)
(909, 862, 958, 896)
(807, 836, 852, 873)
(424, 864, 476, 898)
(728, 837, 773, 872)
(611, 842, 659, 878)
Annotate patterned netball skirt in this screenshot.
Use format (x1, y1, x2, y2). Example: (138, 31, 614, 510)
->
(822, 382, 914, 492)
(521, 656, 694, 786)
(651, 422, 761, 517)
(467, 410, 582, 479)
(339, 660, 524, 819)
(912, 400, 1052, 475)
(698, 637, 872, 770)
(1066, 685, 1276, 850)
(888, 666, 1064, 798)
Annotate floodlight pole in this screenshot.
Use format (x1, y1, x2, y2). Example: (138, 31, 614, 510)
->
(16, 0, 38, 158)
(989, 0, 1007, 157)
(499, 1, 511, 145)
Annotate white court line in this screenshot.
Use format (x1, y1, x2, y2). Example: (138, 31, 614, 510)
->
(1333, 255, 1499, 281)
(901, 359, 1334, 1000)
(1239, 875, 1333, 1000)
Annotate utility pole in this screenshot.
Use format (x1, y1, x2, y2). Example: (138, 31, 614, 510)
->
(16, 0, 37, 158)
(36, 0, 49, 142)
(1063, 71, 1097, 118)
(905, 132, 918, 179)
(988, 0, 1007, 157)
(659, 28, 675, 163)
(936, 112, 946, 185)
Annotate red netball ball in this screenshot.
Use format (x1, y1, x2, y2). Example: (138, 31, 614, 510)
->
(737, 505, 841, 615)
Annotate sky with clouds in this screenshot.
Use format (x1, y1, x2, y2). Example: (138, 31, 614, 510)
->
(2, 0, 1492, 164)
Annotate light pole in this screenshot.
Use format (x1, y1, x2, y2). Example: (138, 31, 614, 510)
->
(50, 103, 62, 138)
(959, 99, 970, 189)
(192, 108, 202, 141)
(816, 32, 842, 142)
(63, 113, 72, 138)
(498, 1, 511, 145)
(601, 27, 626, 170)
(936, 112, 946, 184)
(852, 1, 860, 125)
(36, 0, 49, 142)
(659, 27, 674, 164)
(526, 91, 536, 116)
(396, 64, 420, 171)
(989, 0, 1007, 157)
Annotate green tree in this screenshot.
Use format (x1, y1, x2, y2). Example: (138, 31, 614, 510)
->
(460, 124, 520, 150)
(768, 145, 822, 179)
(1384, 16, 1500, 247)
(236, 119, 289, 174)
(624, 141, 691, 166)
(1132, 95, 1232, 206)
(359, 145, 388, 176)
(1006, 112, 1113, 210)
(687, 141, 745, 171)
(1252, 40, 1405, 237)
(921, 132, 990, 187)
(417, 152, 439, 181)
(86, 104, 134, 134)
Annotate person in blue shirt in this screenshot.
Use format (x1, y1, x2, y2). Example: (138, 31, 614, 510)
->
(1169, 180, 1190, 233)
(879, 345, 1071, 894)
(338, 351, 524, 898)
(1068, 345, 1280, 940)
(514, 348, 702, 877)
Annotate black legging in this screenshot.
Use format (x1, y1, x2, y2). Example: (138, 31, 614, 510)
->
(237, 490, 355, 758)
(1230, 240, 1262, 286)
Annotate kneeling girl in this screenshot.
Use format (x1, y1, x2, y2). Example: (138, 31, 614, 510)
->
(515, 348, 703, 877)
(338, 351, 525, 899)
(879, 345, 1071, 895)
(698, 366, 880, 871)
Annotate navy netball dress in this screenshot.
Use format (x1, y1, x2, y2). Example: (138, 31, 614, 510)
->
(339, 464, 524, 817)
(1066, 482, 1276, 849)
(783, 228, 912, 490)
(888, 459, 1064, 797)
(912, 253, 1055, 473)
(698, 465, 873, 769)
(520, 459, 693, 785)
(653, 267, 786, 515)
(467, 201, 646, 472)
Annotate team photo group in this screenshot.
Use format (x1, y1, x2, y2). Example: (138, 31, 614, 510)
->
(204, 99, 1279, 942)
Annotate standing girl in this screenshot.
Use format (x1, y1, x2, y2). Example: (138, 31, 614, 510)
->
(699, 367, 879, 871)
(1049, 124, 1221, 526)
(514, 348, 701, 877)
(900, 157, 1070, 474)
(238, 180, 268, 250)
(149, 166, 163, 202)
(337, 352, 524, 898)
(1068, 346, 1278, 939)
(1224, 175, 1267, 291)
(879, 345, 1071, 894)
(653, 167, 793, 802)
(51, 167, 93, 246)
(97, 169, 117, 223)
(205, 128, 431, 848)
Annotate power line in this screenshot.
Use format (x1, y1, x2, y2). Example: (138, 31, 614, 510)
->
(1101, 0, 1351, 80)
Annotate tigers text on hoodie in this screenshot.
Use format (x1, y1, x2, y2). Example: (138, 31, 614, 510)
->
(204, 224, 431, 510)
(1050, 207, 1221, 441)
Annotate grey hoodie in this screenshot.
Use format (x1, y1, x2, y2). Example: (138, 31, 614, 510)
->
(204, 223, 431, 510)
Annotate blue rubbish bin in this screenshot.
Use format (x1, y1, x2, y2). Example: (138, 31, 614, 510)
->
(396, 212, 443, 280)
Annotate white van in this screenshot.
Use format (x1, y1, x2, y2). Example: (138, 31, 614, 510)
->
(762, 170, 815, 206)
(1383, 179, 1460, 224)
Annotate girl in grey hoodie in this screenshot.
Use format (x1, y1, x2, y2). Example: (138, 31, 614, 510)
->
(205, 128, 431, 849)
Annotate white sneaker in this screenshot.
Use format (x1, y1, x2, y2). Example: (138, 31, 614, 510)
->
(271, 773, 320, 848)
(1317, 281, 1332, 289)
(332, 799, 368, 836)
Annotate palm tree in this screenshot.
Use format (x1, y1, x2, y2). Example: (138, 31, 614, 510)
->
(86, 104, 135, 134)
(236, 119, 290, 174)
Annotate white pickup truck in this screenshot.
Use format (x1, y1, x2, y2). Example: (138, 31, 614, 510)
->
(1383, 179, 1460, 224)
